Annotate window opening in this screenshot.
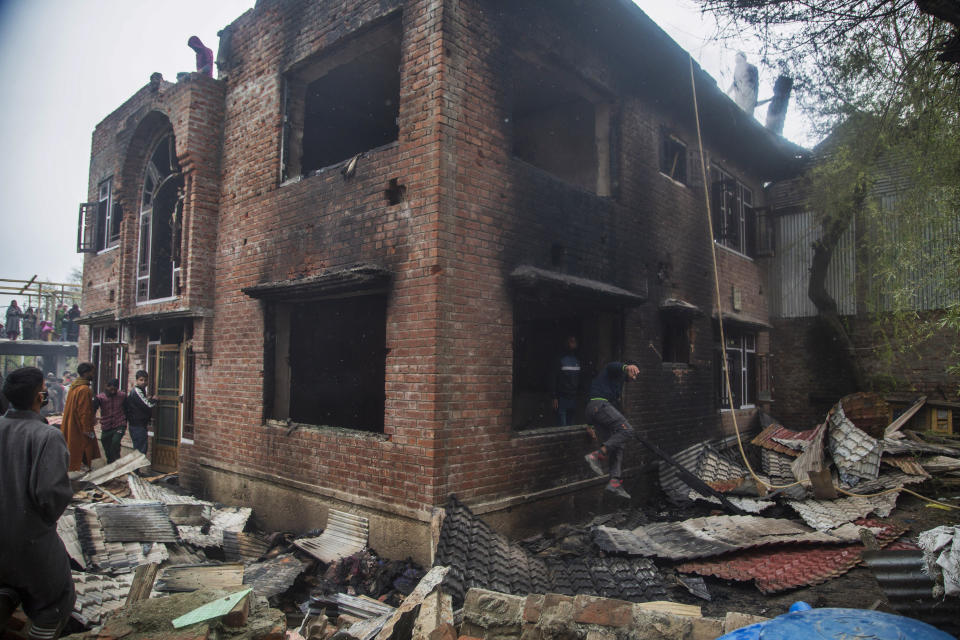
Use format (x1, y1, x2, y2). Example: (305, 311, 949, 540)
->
(90, 323, 126, 394)
(659, 133, 687, 184)
(137, 134, 183, 301)
(511, 56, 610, 194)
(512, 294, 622, 430)
(711, 166, 756, 256)
(94, 178, 122, 252)
(661, 316, 691, 364)
(282, 16, 402, 179)
(266, 294, 387, 431)
(715, 325, 757, 409)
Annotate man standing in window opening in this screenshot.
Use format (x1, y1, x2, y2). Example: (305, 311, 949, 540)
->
(552, 335, 581, 426)
(94, 379, 126, 464)
(123, 371, 155, 459)
(0, 367, 75, 640)
(583, 361, 640, 499)
(61, 363, 100, 472)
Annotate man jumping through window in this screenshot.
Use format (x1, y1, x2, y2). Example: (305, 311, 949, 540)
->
(583, 361, 640, 499)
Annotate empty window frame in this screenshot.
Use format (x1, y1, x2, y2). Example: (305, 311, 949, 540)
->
(659, 133, 687, 184)
(512, 295, 622, 430)
(137, 134, 183, 302)
(715, 325, 756, 409)
(661, 315, 691, 364)
(511, 56, 611, 194)
(282, 15, 402, 179)
(266, 294, 387, 431)
(94, 178, 123, 252)
(711, 166, 756, 257)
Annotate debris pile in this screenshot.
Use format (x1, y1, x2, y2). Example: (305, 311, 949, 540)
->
(20, 452, 430, 640)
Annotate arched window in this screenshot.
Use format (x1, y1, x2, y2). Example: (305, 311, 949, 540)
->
(136, 134, 184, 301)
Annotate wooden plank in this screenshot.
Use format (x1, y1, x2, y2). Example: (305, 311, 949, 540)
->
(885, 396, 927, 437)
(635, 601, 702, 617)
(125, 563, 160, 606)
(156, 563, 245, 593)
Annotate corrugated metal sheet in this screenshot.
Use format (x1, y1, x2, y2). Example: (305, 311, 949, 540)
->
(127, 473, 211, 506)
(95, 502, 179, 543)
(658, 442, 750, 504)
(74, 505, 169, 571)
(862, 549, 960, 634)
(178, 506, 251, 548)
(80, 451, 149, 485)
(769, 209, 856, 318)
(293, 510, 369, 563)
(223, 530, 271, 561)
(677, 518, 907, 594)
(882, 438, 960, 457)
(594, 516, 868, 560)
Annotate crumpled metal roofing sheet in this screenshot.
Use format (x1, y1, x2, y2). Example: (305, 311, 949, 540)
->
(786, 492, 900, 531)
(881, 438, 960, 456)
(594, 516, 869, 560)
(677, 518, 907, 593)
(243, 553, 311, 599)
(842, 470, 926, 493)
(761, 448, 796, 480)
(178, 506, 252, 547)
(752, 423, 819, 457)
(881, 455, 930, 477)
(659, 442, 749, 504)
(72, 571, 135, 625)
(95, 502, 179, 543)
(828, 406, 881, 482)
(80, 451, 150, 485)
(57, 510, 86, 569)
(127, 473, 212, 506)
(74, 505, 169, 571)
(293, 509, 369, 563)
(435, 496, 665, 607)
(223, 530, 272, 561)
(695, 495, 776, 514)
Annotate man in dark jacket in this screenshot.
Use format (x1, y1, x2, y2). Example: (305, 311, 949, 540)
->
(583, 361, 640, 499)
(0, 367, 75, 639)
(122, 371, 155, 456)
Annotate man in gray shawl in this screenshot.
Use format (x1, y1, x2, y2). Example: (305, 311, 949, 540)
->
(0, 367, 75, 639)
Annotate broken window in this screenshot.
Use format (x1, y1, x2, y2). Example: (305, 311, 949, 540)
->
(715, 325, 756, 409)
(511, 56, 611, 194)
(282, 15, 402, 180)
(265, 294, 387, 431)
(659, 132, 687, 184)
(512, 294, 622, 430)
(711, 166, 756, 257)
(661, 316, 691, 364)
(137, 134, 183, 302)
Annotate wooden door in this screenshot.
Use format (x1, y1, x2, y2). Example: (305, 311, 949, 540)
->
(151, 345, 181, 472)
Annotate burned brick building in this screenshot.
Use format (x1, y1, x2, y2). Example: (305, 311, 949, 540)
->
(76, 0, 803, 562)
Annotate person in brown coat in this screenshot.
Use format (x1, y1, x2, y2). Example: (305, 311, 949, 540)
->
(60, 363, 100, 472)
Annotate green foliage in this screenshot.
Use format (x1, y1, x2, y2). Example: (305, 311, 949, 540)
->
(700, 0, 960, 391)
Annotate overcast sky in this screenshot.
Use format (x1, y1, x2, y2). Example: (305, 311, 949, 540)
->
(0, 0, 804, 309)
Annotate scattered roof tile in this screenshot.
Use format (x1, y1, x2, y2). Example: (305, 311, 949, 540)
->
(752, 424, 819, 457)
(828, 406, 882, 483)
(293, 509, 368, 563)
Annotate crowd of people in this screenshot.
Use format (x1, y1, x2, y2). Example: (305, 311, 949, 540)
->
(2, 300, 81, 341)
(0, 364, 157, 639)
